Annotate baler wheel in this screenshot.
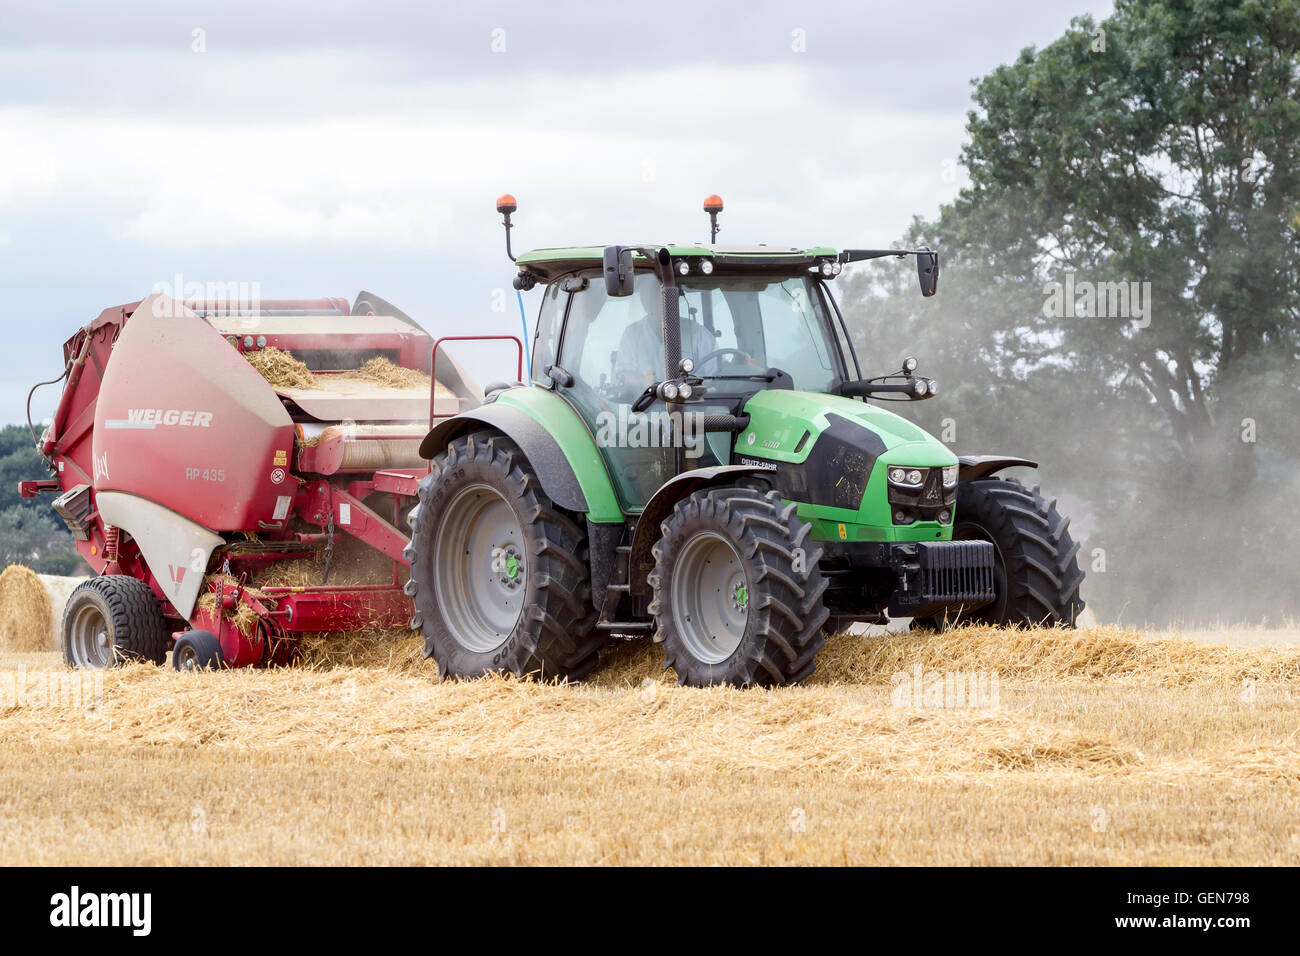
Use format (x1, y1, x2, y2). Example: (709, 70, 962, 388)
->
(62, 576, 169, 669)
(407, 431, 601, 680)
(172, 630, 225, 671)
(649, 486, 829, 687)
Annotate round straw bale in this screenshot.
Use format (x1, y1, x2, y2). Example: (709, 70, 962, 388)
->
(0, 564, 56, 652)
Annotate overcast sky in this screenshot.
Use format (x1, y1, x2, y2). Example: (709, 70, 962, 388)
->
(0, 0, 1113, 422)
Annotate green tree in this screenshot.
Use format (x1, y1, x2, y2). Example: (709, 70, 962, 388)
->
(0, 424, 85, 574)
(840, 0, 1300, 623)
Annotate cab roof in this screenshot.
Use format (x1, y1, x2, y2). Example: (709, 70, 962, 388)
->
(514, 243, 839, 281)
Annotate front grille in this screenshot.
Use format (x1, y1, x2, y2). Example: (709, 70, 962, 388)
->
(888, 540, 996, 617)
(918, 540, 995, 602)
(887, 466, 956, 524)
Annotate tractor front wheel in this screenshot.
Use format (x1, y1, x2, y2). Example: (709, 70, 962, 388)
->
(649, 486, 828, 687)
(406, 431, 601, 681)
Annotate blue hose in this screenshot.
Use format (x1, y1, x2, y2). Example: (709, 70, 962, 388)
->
(516, 288, 532, 385)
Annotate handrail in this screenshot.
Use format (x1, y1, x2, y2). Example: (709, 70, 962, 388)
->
(429, 334, 524, 425)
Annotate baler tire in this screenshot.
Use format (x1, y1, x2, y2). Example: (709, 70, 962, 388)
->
(918, 477, 1085, 629)
(172, 630, 225, 671)
(649, 486, 829, 687)
(62, 575, 170, 669)
(407, 431, 601, 681)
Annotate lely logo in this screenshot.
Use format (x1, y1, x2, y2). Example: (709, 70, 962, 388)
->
(49, 886, 151, 936)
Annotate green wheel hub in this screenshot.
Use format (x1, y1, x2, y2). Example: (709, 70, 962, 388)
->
(732, 583, 748, 612)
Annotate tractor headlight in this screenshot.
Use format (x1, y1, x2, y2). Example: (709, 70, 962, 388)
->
(942, 465, 958, 487)
(677, 261, 691, 276)
(888, 467, 924, 487)
(662, 382, 679, 401)
(912, 379, 929, 397)
(699, 259, 714, 275)
(678, 382, 693, 399)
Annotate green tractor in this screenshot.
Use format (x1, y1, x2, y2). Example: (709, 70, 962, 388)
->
(405, 195, 1085, 686)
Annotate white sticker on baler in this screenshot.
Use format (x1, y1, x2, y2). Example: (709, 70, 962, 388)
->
(273, 495, 292, 521)
(339, 503, 351, 526)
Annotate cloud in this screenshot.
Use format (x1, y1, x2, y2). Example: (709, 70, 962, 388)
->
(0, 0, 1116, 424)
(0, 65, 969, 248)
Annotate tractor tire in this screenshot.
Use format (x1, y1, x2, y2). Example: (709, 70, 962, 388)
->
(172, 630, 225, 671)
(649, 486, 829, 687)
(916, 477, 1085, 629)
(62, 575, 169, 668)
(406, 431, 601, 681)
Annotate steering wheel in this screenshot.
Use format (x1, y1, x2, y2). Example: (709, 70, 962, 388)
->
(693, 347, 749, 373)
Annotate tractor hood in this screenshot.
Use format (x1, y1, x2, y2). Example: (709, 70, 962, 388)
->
(734, 389, 957, 541)
(737, 390, 953, 461)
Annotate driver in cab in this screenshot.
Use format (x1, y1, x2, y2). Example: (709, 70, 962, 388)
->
(614, 281, 717, 388)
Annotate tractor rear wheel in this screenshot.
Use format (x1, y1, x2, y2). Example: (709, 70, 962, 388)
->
(916, 477, 1085, 629)
(649, 486, 829, 687)
(62, 575, 169, 668)
(406, 431, 601, 681)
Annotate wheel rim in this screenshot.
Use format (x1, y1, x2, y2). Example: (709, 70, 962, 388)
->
(953, 521, 1008, 621)
(670, 532, 748, 665)
(433, 482, 526, 653)
(68, 602, 115, 669)
(177, 645, 199, 671)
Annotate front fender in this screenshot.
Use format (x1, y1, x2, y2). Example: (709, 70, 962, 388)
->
(628, 464, 778, 595)
(957, 455, 1038, 482)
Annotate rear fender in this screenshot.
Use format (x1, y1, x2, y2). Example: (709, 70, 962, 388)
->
(420, 405, 591, 514)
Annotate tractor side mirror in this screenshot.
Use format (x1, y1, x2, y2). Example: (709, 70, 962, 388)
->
(917, 249, 939, 297)
(603, 246, 635, 297)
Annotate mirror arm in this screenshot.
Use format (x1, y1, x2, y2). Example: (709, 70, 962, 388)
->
(838, 247, 939, 297)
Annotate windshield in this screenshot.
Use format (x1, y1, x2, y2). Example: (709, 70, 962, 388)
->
(676, 275, 839, 393)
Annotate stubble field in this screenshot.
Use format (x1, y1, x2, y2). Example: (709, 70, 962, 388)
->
(2, 623, 1299, 865)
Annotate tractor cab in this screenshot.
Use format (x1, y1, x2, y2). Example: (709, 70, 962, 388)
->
(515, 243, 859, 508)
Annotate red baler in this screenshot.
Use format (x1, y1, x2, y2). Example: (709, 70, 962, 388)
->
(22, 290, 520, 669)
